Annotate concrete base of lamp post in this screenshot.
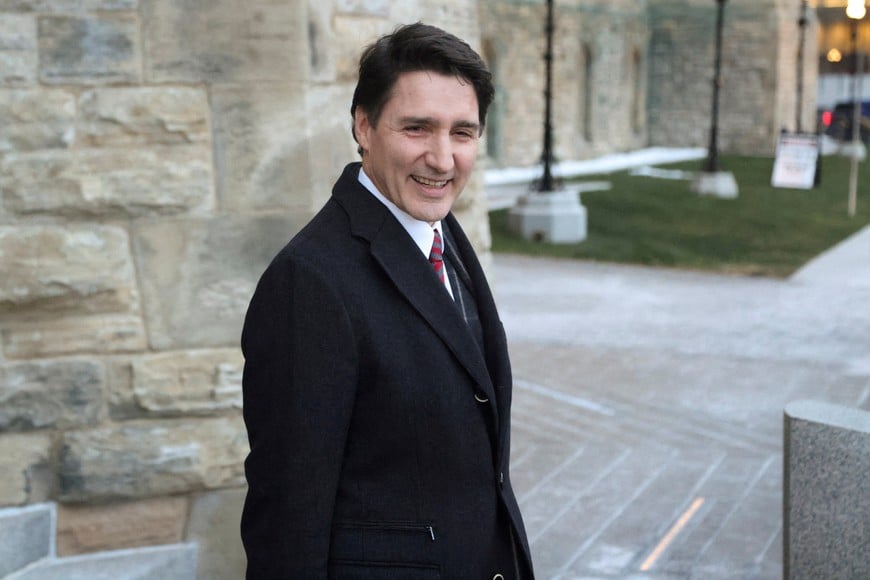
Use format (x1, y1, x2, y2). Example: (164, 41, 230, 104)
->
(508, 188, 587, 244)
(839, 141, 867, 161)
(691, 171, 739, 199)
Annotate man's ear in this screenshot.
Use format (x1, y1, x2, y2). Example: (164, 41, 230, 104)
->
(353, 109, 371, 153)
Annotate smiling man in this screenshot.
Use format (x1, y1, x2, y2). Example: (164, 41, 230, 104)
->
(240, 23, 534, 579)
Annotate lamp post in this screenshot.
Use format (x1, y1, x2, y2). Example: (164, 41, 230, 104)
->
(508, 0, 586, 243)
(692, 0, 738, 197)
(797, 0, 809, 133)
(704, 0, 728, 173)
(847, 0, 865, 217)
(536, 0, 558, 192)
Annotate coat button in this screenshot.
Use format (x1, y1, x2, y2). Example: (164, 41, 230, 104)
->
(474, 392, 489, 403)
(492, 574, 505, 580)
(498, 471, 504, 487)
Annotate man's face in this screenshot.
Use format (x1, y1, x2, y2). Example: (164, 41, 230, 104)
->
(354, 70, 480, 225)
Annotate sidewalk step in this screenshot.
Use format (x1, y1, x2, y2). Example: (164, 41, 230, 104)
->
(6, 543, 198, 580)
(0, 504, 53, 577)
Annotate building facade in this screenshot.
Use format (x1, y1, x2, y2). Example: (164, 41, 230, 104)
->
(481, 0, 819, 167)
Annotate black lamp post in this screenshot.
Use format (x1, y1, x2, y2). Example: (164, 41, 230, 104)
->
(796, 0, 808, 133)
(536, 0, 559, 192)
(704, 0, 728, 173)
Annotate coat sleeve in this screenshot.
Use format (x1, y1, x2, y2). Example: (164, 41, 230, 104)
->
(240, 252, 358, 578)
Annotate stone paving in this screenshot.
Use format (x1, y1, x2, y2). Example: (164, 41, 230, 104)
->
(492, 227, 870, 579)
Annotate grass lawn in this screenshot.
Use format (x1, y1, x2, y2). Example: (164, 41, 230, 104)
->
(489, 154, 870, 278)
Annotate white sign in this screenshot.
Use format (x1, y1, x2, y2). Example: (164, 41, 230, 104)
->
(771, 133, 819, 190)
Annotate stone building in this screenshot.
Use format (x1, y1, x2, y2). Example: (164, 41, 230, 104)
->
(0, 0, 490, 577)
(480, 0, 818, 167)
(0, 0, 818, 577)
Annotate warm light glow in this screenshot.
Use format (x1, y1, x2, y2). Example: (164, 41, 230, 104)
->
(846, 0, 866, 19)
(827, 48, 844, 62)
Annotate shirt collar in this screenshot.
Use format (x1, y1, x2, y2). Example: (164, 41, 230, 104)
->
(358, 166, 442, 258)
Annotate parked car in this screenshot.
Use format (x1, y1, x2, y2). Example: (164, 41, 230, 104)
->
(819, 100, 870, 142)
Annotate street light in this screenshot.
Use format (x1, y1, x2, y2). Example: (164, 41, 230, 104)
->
(536, 0, 559, 193)
(846, 0, 865, 217)
(704, 0, 728, 174)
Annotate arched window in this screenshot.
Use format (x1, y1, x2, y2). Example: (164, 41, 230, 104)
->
(482, 39, 502, 162)
(582, 44, 594, 142)
(631, 48, 643, 134)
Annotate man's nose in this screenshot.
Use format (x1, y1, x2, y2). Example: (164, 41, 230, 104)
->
(425, 134, 454, 173)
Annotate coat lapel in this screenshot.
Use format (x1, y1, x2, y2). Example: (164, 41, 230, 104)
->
(332, 163, 498, 406)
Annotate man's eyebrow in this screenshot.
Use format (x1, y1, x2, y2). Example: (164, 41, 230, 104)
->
(398, 116, 480, 131)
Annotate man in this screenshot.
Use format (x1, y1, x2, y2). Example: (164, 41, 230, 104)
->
(241, 22, 534, 579)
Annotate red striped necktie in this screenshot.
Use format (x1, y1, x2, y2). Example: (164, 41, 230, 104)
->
(429, 228, 445, 284)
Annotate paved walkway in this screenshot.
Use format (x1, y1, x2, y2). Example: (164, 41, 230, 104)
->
(493, 225, 870, 579)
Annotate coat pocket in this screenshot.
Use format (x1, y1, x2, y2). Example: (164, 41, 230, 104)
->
(329, 520, 439, 576)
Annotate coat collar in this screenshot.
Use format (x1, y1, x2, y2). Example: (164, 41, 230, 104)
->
(331, 163, 498, 404)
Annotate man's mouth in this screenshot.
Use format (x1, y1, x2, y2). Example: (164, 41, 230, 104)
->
(412, 175, 449, 188)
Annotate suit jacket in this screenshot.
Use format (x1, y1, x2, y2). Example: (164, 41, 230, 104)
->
(241, 162, 534, 579)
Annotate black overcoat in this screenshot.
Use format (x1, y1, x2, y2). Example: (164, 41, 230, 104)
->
(241, 162, 533, 579)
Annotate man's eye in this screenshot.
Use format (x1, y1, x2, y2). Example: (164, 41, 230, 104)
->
(405, 126, 424, 133)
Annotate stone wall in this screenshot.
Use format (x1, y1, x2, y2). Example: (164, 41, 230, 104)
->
(480, 0, 650, 167)
(0, 1, 488, 578)
(481, 0, 818, 168)
(647, 0, 819, 156)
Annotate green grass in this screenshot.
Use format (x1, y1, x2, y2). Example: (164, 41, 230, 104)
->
(489, 155, 870, 277)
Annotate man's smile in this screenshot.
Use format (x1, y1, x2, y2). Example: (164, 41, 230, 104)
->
(412, 175, 450, 188)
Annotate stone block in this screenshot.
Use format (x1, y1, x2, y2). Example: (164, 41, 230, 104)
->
(0, 14, 37, 86)
(783, 400, 870, 580)
(59, 416, 248, 501)
(77, 87, 210, 147)
(0, 225, 138, 319)
(10, 543, 198, 580)
(132, 214, 307, 350)
(0, 360, 104, 431)
(187, 488, 246, 580)
(123, 349, 243, 416)
(1, 314, 146, 359)
(1, 146, 214, 218)
(0, 89, 75, 152)
(0, 432, 52, 506)
(210, 84, 314, 212)
(56, 496, 187, 556)
(142, 0, 306, 83)
(0, 503, 53, 577)
(38, 15, 140, 85)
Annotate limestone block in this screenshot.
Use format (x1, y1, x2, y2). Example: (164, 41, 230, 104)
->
(0, 14, 36, 86)
(210, 84, 314, 212)
(50, 0, 139, 11)
(187, 488, 246, 580)
(1, 146, 214, 217)
(142, 0, 306, 83)
(0, 359, 104, 431)
(132, 214, 307, 350)
(0, 89, 75, 152)
(0, 432, 51, 506)
(59, 416, 248, 501)
(128, 349, 243, 416)
(0, 0, 43, 11)
(334, 0, 389, 16)
(38, 15, 140, 85)
(57, 496, 188, 556)
(1, 314, 147, 359)
(0, 225, 139, 319)
(78, 87, 210, 147)
(332, 15, 393, 82)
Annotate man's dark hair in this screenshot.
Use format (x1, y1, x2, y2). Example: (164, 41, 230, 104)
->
(350, 22, 494, 146)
